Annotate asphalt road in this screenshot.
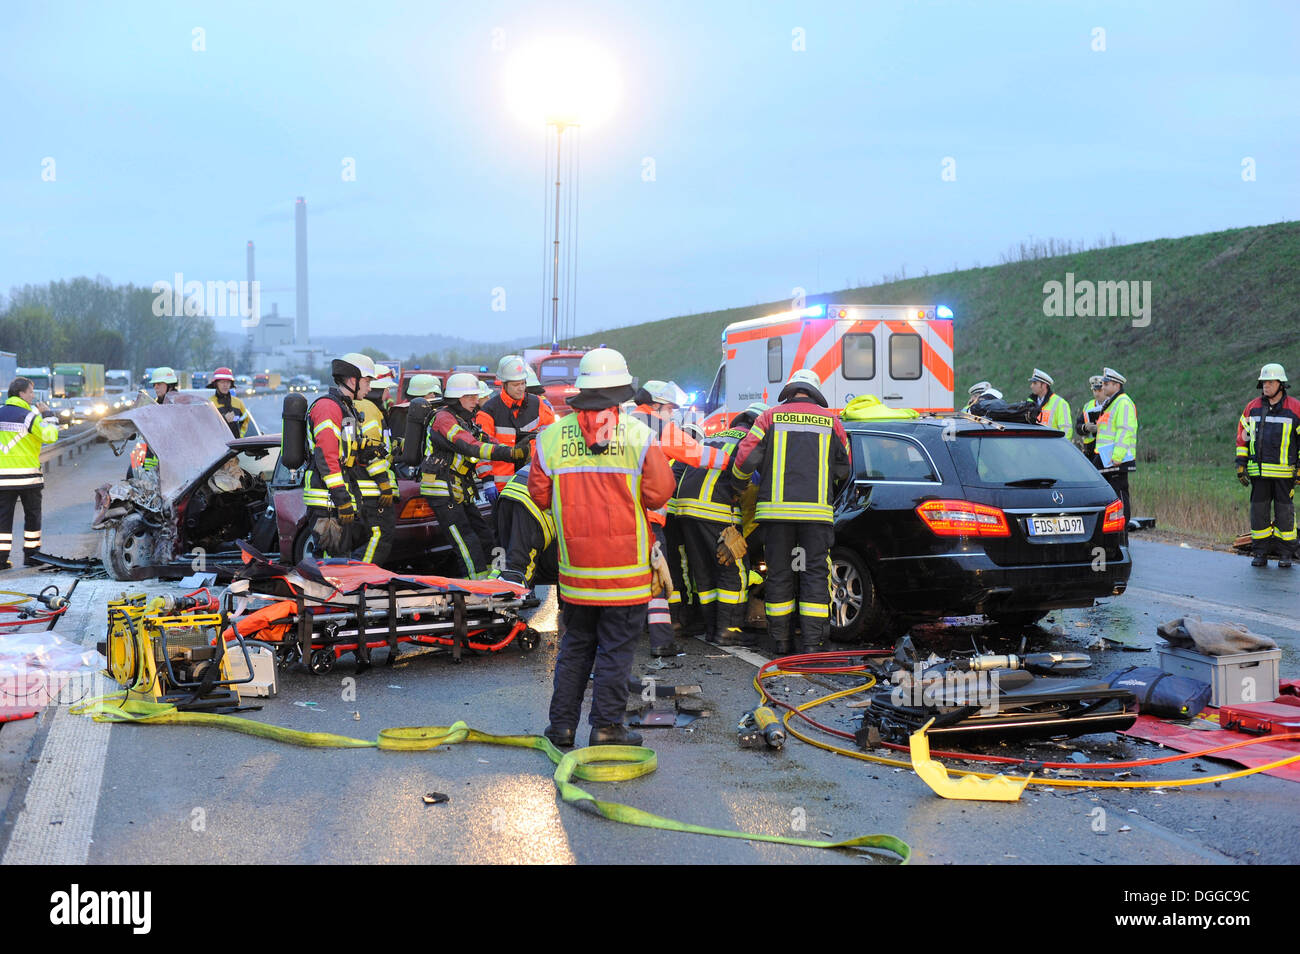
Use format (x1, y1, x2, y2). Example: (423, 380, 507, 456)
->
(2, 428, 1297, 865)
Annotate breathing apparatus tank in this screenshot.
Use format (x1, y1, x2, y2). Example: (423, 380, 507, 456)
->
(402, 397, 431, 467)
(281, 393, 309, 469)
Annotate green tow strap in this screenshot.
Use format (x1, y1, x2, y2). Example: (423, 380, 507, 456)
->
(74, 696, 910, 862)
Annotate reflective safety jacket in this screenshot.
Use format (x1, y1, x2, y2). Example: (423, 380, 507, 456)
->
(1037, 391, 1073, 440)
(673, 426, 751, 524)
(476, 391, 556, 491)
(304, 389, 361, 509)
(0, 397, 59, 489)
(630, 403, 728, 527)
(529, 407, 674, 605)
(730, 400, 850, 523)
(421, 405, 514, 501)
(1237, 394, 1300, 479)
(351, 397, 394, 499)
(499, 464, 555, 547)
(1095, 391, 1138, 472)
(1078, 399, 1101, 453)
(211, 392, 249, 439)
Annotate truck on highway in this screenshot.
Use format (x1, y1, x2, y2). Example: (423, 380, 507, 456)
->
(696, 303, 956, 432)
(104, 368, 133, 396)
(253, 372, 281, 392)
(53, 362, 106, 398)
(17, 366, 52, 402)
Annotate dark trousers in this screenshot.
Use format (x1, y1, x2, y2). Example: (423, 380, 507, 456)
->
(647, 522, 674, 650)
(762, 520, 834, 650)
(548, 601, 646, 730)
(498, 497, 557, 585)
(430, 500, 489, 578)
(1249, 477, 1297, 557)
(0, 486, 43, 564)
(354, 497, 396, 565)
(680, 517, 746, 637)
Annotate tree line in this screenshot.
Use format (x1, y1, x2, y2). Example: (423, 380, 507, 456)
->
(0, 276, 218, 374)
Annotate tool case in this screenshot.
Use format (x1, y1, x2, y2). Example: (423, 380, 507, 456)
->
(1218, 700, 1300, 737)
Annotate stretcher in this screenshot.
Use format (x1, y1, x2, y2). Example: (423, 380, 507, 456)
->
(221, 552, 538, 674)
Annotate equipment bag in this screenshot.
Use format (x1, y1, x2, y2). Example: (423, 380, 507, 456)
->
(1106, 666, 1211, 719)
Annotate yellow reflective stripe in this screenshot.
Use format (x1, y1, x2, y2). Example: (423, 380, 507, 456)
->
(558, 562, 647, 578)
(817, 431, 830, 506)
(716, 589, 746, 604)
(771, 431, 786, 504)
(798, 602, 830, 618)
(559, 583, 652, 602)
(765, 600, 795, 616)
(313, 420, 340, 437)
(697, 589, 718, 603)
(322, 472, 344, 488)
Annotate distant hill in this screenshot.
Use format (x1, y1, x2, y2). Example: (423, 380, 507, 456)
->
(580, 220, 1300, 465)
(310, 332, 534, 360)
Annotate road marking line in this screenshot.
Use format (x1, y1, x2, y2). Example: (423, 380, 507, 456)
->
(2, 674, 110, 865)
(1123, 585, 1300, 631)
(699, 639, 768, 668)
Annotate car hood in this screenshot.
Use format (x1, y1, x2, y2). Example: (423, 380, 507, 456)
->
(97, 398, 235, 502)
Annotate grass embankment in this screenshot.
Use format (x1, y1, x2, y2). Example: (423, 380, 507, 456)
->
(580, 222, 1300, 543)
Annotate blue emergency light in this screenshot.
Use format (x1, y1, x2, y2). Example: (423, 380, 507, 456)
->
(936, 305, 953, 319)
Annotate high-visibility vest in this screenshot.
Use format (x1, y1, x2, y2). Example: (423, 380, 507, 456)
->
(1236, 395, 1300, 479)
(673, 427, 749, 523)
(1037, 392, 1073, 440)
(498, 467, 555, 547)
(1079, 399, 1100, 448)
(1096, 392, 1138, 470)
(303, 391, 360, 508)
(352, 397, 393, 498)
(536, 411, 655, 605)
(0, 397, 59, 489)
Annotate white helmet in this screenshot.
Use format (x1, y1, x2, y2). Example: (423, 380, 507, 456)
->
(406, 373, 442, 398)
(1258, 363, 1289, 387)
(968, 380, 990, 396)
(443, 372, 480, 399)
(150, 366, 178, 385)
(370, 365, 396, 390)
(333, 352, 377, 381)
(525, 367, 544, 391)
(779, 368, 826, 405)
(575, 348, 632, 389)
(477, 379, 493, 401)
(497, 355, 528, 383)
(643, 380, 690, 407)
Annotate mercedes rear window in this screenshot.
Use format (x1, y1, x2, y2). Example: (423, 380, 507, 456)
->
(951, 434, 1105, 487)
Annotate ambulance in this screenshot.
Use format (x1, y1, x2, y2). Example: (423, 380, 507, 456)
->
(696, 303, 955, 431)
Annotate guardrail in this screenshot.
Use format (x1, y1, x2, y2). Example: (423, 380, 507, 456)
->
(39, 424, 99, 473)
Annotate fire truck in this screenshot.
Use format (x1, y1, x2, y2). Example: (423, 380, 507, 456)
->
(697, 303, 955, 432)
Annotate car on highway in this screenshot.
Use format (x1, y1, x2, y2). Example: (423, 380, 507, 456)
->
(93, 399, 478, 580)
(822, 416, 1131, 641)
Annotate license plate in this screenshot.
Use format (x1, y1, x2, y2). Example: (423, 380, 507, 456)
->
(1028, 516, 1085, 537)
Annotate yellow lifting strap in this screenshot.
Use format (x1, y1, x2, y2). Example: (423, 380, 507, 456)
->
(71, 696, 911, 862)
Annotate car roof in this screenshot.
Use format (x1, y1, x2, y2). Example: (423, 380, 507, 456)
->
(842, 415, 1059, 437)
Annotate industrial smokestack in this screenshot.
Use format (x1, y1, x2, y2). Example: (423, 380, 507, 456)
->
(295, 197, 308, 344)
(246, 240, 255, 316)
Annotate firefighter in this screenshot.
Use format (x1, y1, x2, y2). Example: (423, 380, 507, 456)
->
(134, 366, 180, 475)
(731, 369, 849, 655)
(630, 380, 730, 656)
(495, 462, 557, 588)
(209, 367, 248, 438)
(525, 367, 556, 414)
(395, 373, 441, 467)
(1094, 367, 1138, 533)
(0, 377, 60, 569)
(303, 352, 374, 558)
(1077, 374, 1105, 462)
(675, 402, 768, 646)
(1028, 368, 1072, 439)
(1236, 363, 1300, 568)
(351, 365, 398, 565)
(422, 372, 524, 578)
(477, 355, 556, 503)
(529, 348, 675, 748)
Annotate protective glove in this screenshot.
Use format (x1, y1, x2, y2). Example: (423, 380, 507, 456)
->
(511, 443, 529, 461)
(1236, 462, 1250, 487)
(1081, 421, 1098, 435)
(377, 479, 395, 508)
(650, 541, 673, 597)
(716, 524, 748, 566)
(329, 485, 356, 523)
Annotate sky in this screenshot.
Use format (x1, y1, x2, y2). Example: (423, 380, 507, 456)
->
(1, 0, 1297, 343)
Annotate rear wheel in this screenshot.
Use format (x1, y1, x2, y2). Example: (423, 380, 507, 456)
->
(102, 513, 157, 581)
(828, 547, 891, 643)
(292, 526, 317, 565)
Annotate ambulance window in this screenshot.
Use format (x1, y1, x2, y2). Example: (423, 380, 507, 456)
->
(842, 334, 875, 380)
(889, 334, 922, 380)
(767, 338, 783, 383)
(703, 363, 724, 414)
